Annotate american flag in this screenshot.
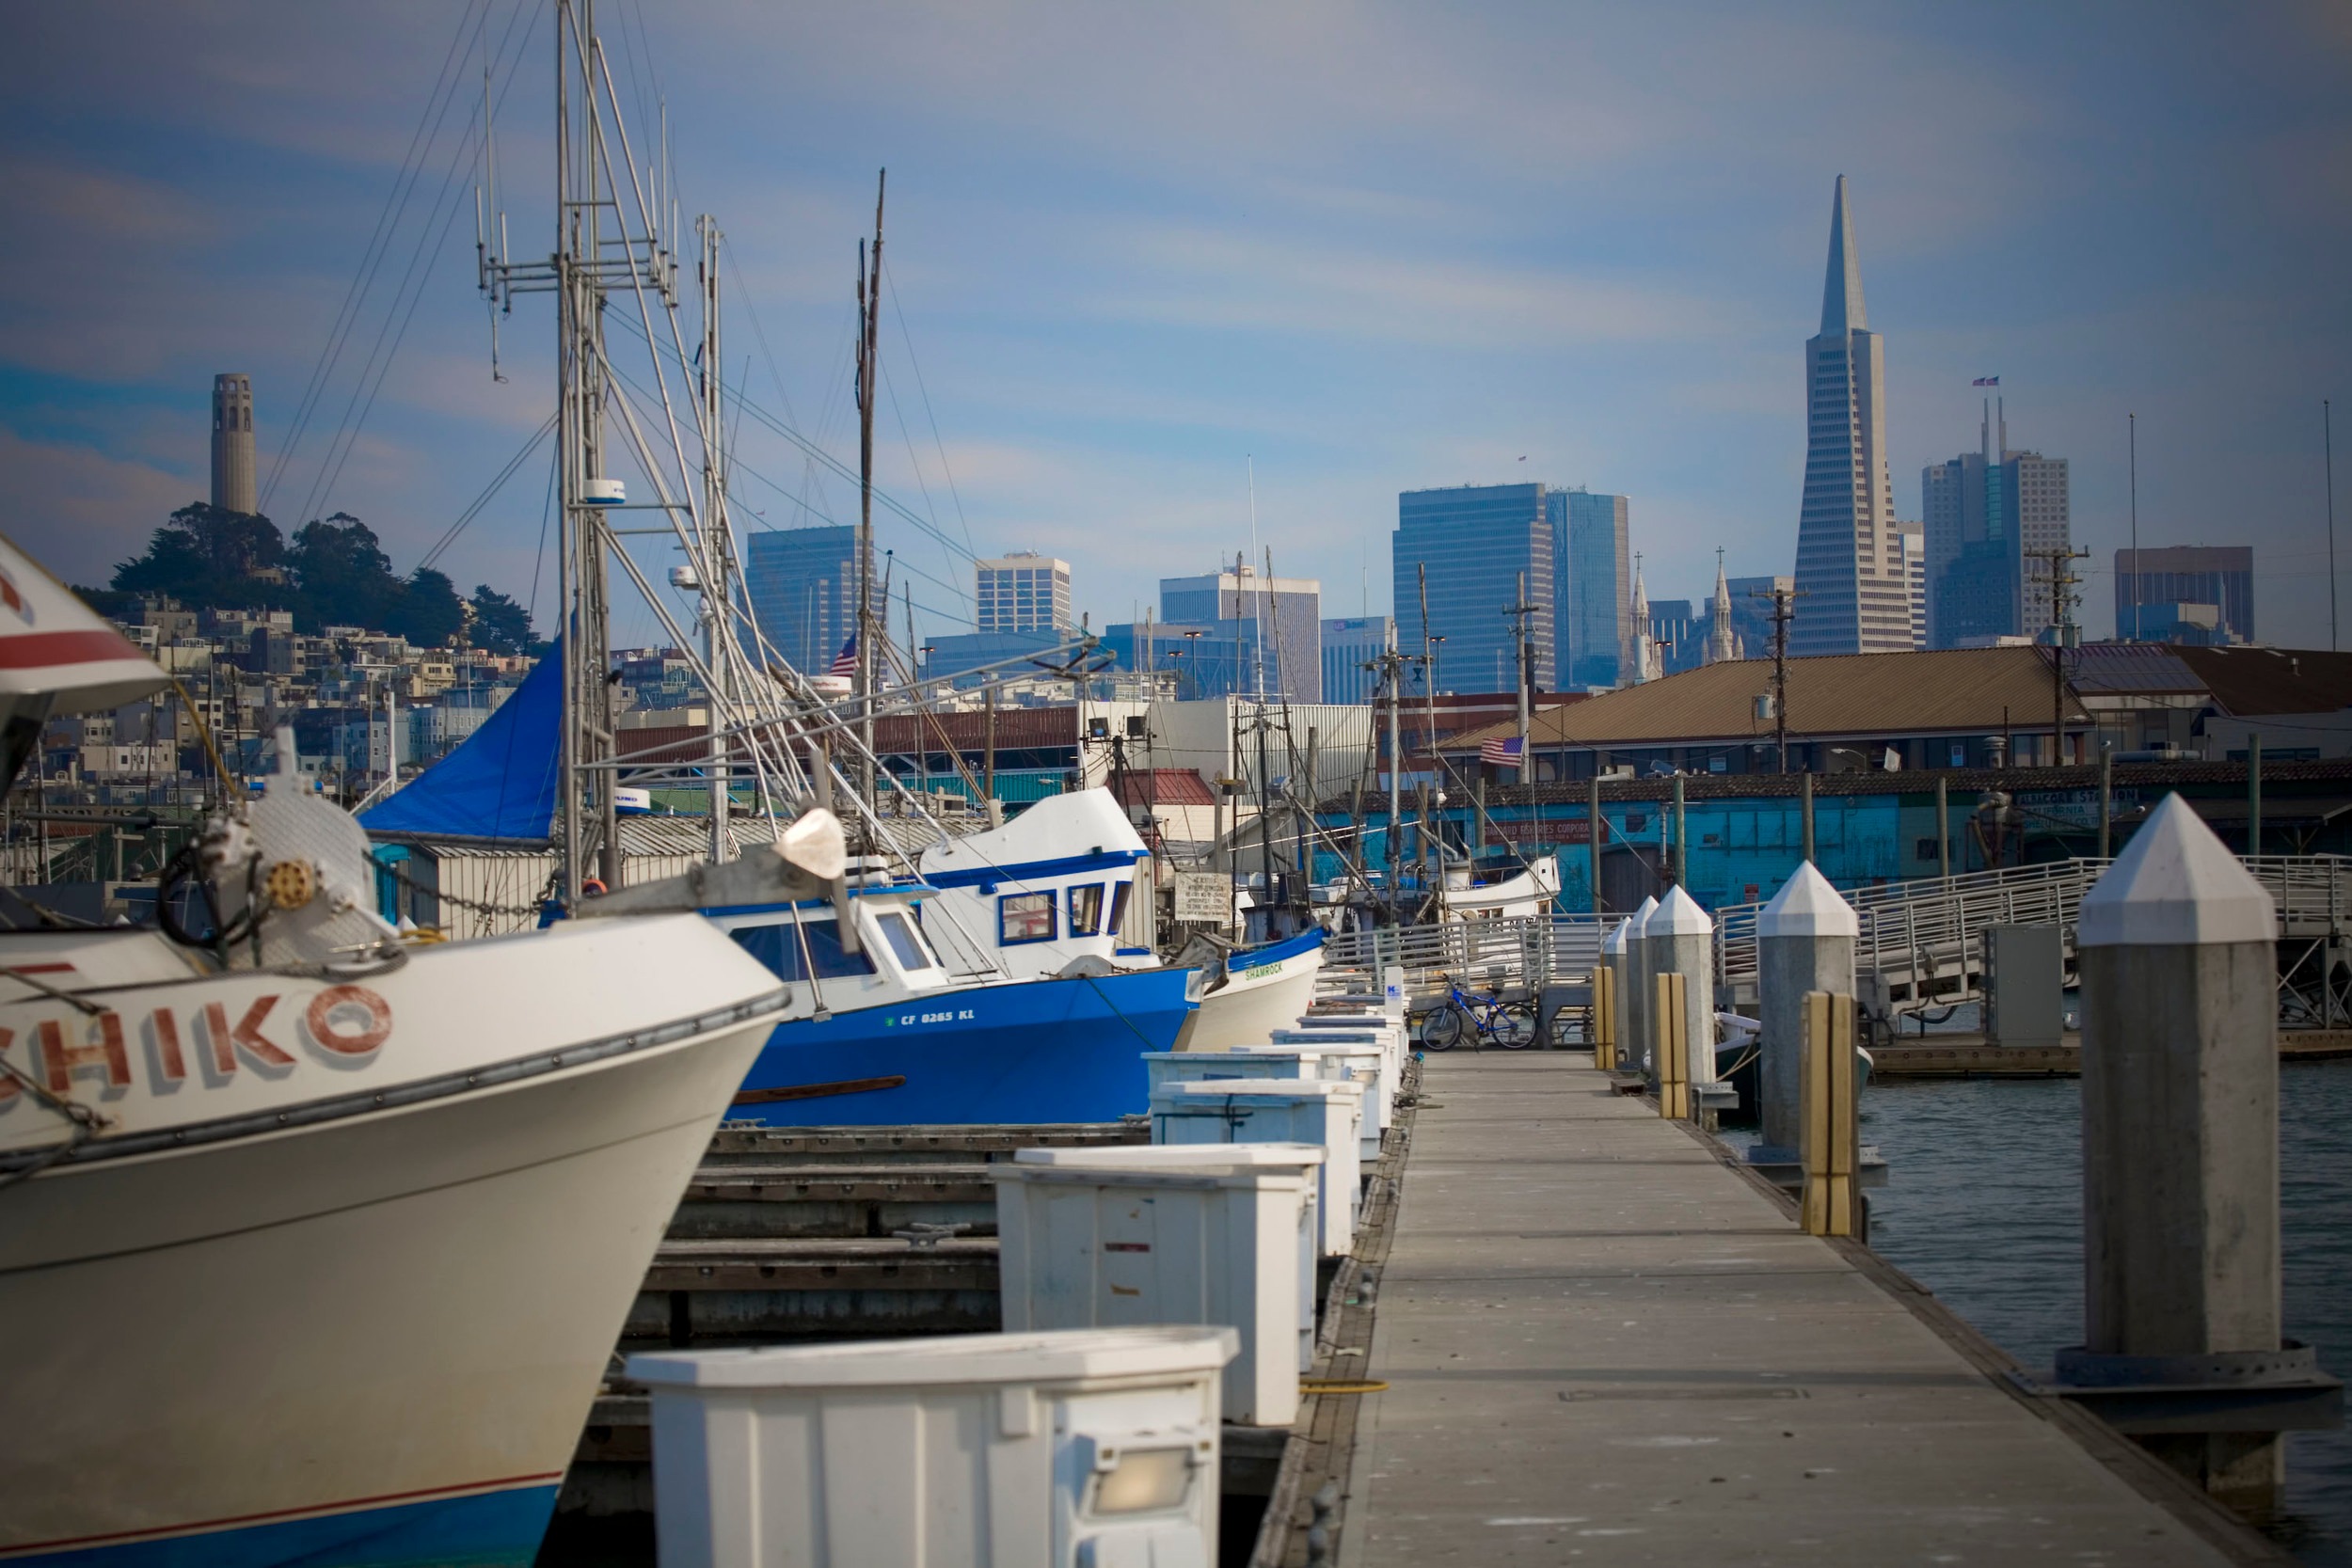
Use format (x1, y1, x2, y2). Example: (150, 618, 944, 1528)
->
(1480, 735, 1522, 767)
(1973, 375, 2000, 388)
(827, 635, 857, 677)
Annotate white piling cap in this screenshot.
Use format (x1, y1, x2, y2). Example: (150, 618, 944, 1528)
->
(1627, 895, 1660, 938)
(1600, 918, 1629, 956)
(1758, 862, 1859, 939)
(1648, 883, 1713, 936)
(2077, 792, 2276, 947)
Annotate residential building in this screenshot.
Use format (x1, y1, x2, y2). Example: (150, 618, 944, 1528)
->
(1789, 178, 1913, 657)
(1923, 401, 2072, 646)
(1394, 483, 1554, 701)
(1159, 560, 1322, 701)
(976, 552, 1073, 635)
(1320, 616, 1394, 705)
(1550, 487, 1630, 689)
(744, 526, 856, 674)
(2115, 546, 2254, 643)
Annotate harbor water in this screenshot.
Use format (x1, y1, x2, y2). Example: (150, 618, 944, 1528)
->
(1759, 1059, 2352, 1564)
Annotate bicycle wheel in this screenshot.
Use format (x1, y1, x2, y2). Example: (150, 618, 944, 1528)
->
(1421, 1003, 1465, 1051)
(1492, 1001, 1538, 1049)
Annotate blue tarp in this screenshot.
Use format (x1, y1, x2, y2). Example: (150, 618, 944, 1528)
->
(359, 644, 563, 843)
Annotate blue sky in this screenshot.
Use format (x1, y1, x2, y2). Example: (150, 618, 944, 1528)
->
(2, 1, 2346, 653)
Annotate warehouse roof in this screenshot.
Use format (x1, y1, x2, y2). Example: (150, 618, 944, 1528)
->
(2172, 645, 2352, 719)
(1451, 645, 2090, 751)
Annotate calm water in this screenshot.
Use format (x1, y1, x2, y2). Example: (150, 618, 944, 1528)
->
(1777, 1061, 2352, 1563)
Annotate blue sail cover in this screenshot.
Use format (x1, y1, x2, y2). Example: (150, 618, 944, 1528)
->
(359, 644, 562, 842)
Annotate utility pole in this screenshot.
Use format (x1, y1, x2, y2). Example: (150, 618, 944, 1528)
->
(854, 170, 885, 816)
(2038, 546, 2090, 767)
(1752, 586, 1802, 773)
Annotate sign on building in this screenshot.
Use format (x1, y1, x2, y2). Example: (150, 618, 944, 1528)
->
(1171, 870, 1232, 925)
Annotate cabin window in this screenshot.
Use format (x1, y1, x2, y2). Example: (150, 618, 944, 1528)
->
(728, 917, 876, 981)
(874, 911, 935, 971)
(1107, 879, 1132, 938)
(999, 892, 1057, 945)
(1068, 883, 1105, 937)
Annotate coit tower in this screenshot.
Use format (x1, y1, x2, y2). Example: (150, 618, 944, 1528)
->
(211, 373, 256, 515)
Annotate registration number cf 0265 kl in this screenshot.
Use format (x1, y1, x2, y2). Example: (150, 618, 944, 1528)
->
(894, 1009, 977, 1026)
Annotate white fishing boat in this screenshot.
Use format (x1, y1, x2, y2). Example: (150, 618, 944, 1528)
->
(0, 527, 846, 1562)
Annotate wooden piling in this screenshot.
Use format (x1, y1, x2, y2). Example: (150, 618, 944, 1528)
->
(1800, 989, 1859, 1238)
(1655, 971, 1690, 1120)
(1590, 965, 1615, 1070)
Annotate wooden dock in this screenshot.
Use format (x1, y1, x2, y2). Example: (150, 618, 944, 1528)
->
(1334, 1053, 2290, 1565)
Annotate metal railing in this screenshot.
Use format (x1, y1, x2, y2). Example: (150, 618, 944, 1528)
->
(1320, 854, 2352, 1015)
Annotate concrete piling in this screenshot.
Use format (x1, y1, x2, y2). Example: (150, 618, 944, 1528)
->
(2074, 792, 2298, 1508)
(1625, 895, 1660, 1079)
(1754, 863, 1858, 1163)
(1645, 885, 1718, 1104)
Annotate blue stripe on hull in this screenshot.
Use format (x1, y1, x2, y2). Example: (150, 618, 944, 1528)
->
(738, 968, 1197, 1125)
(5, 1485, 559, 1568)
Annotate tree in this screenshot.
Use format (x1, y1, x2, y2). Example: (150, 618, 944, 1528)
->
(394, 567, 467, 648)
(287, 513, 403, 630)
(468, 585, 541, 655)
(111, 503, 288, 607)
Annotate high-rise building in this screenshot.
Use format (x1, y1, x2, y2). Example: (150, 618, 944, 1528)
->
(211, 373, 256, 515)
(1159, 560, 1322, 701)
(1549, 488, 1631, 689)
(2115, 546, 2254, 643)
(976, 552, 1072, 635)
(1726, 575, 1796, 663)
(1320, 616, 1394, 705)
(1922, 401, 2071, 647)
(1395, 483, 1554, 697)
(745, 526, 856, 674)
(1649, 598, 1704, 675)
(1789, 178, 1912, 657)
(1899, 521, 1927, 648)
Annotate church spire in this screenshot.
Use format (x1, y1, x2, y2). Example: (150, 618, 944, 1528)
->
(1820, 174, 1867, 335)
(1708, 549, 1737, 664)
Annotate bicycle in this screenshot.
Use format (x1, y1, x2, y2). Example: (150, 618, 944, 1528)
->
(1416, 978, 1537, 1051)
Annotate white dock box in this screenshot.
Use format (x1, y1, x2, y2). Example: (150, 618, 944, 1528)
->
(1139, 1049, 1321, 1099)
(1226, 1041, 1387, 1161)
(993, 1159, 1311, 1426)
(1150, 1079, 1364, 1255)
(1263, 1035, 1391, 1132)
(630, 1326, 1236, 1568)
(1010, 1144, 1324, 1376)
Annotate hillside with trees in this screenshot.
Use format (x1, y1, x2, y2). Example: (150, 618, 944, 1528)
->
(85, 504, 544, 655)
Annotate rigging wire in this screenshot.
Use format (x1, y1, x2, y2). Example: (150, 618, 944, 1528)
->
(418, 410, 559, 574)
(882, 257, 977, 558)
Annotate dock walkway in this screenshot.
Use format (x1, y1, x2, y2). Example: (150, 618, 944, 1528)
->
(1341, 1053, 2284, 1565)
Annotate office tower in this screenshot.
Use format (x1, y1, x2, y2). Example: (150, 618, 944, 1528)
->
(1727, 575, 1796, 660)
(1394, 483, 1553, 696)
(2115, 546, 2255, 643)
(211, 373, 256, 515)
(1649, 598, 1703, 675)
(1159, 560, 1322, 701)
(1320, 616, 1395, 705)
(1102, 620, 1259, 700)
(745, 526, 856, 673)
(1899, 521, 1926, 648)
(1549, 487, 1631, 689)
(1789, 178, 1912, 657)
(976, 552, 1073, 634)
(1922, 401, 2071, 646)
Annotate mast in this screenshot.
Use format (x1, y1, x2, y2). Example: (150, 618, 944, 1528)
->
(697, 214, 733, 861)
(854, 171, 885, 817)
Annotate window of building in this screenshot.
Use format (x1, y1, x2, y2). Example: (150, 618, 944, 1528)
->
(1000, 892, 1057, 945)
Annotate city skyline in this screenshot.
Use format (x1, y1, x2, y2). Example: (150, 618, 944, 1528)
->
(0, 5, 2344, 657)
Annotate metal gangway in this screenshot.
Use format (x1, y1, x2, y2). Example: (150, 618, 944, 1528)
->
(1319, 855, 2352, 1028)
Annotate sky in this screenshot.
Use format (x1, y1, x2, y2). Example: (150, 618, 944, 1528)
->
(2, 1, 2347, 657)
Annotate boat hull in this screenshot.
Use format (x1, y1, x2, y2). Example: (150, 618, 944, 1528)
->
(1180, 931, 1326, 1053)
(732, 966, 1198, 1125)
(0, 975, 774, 1564)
